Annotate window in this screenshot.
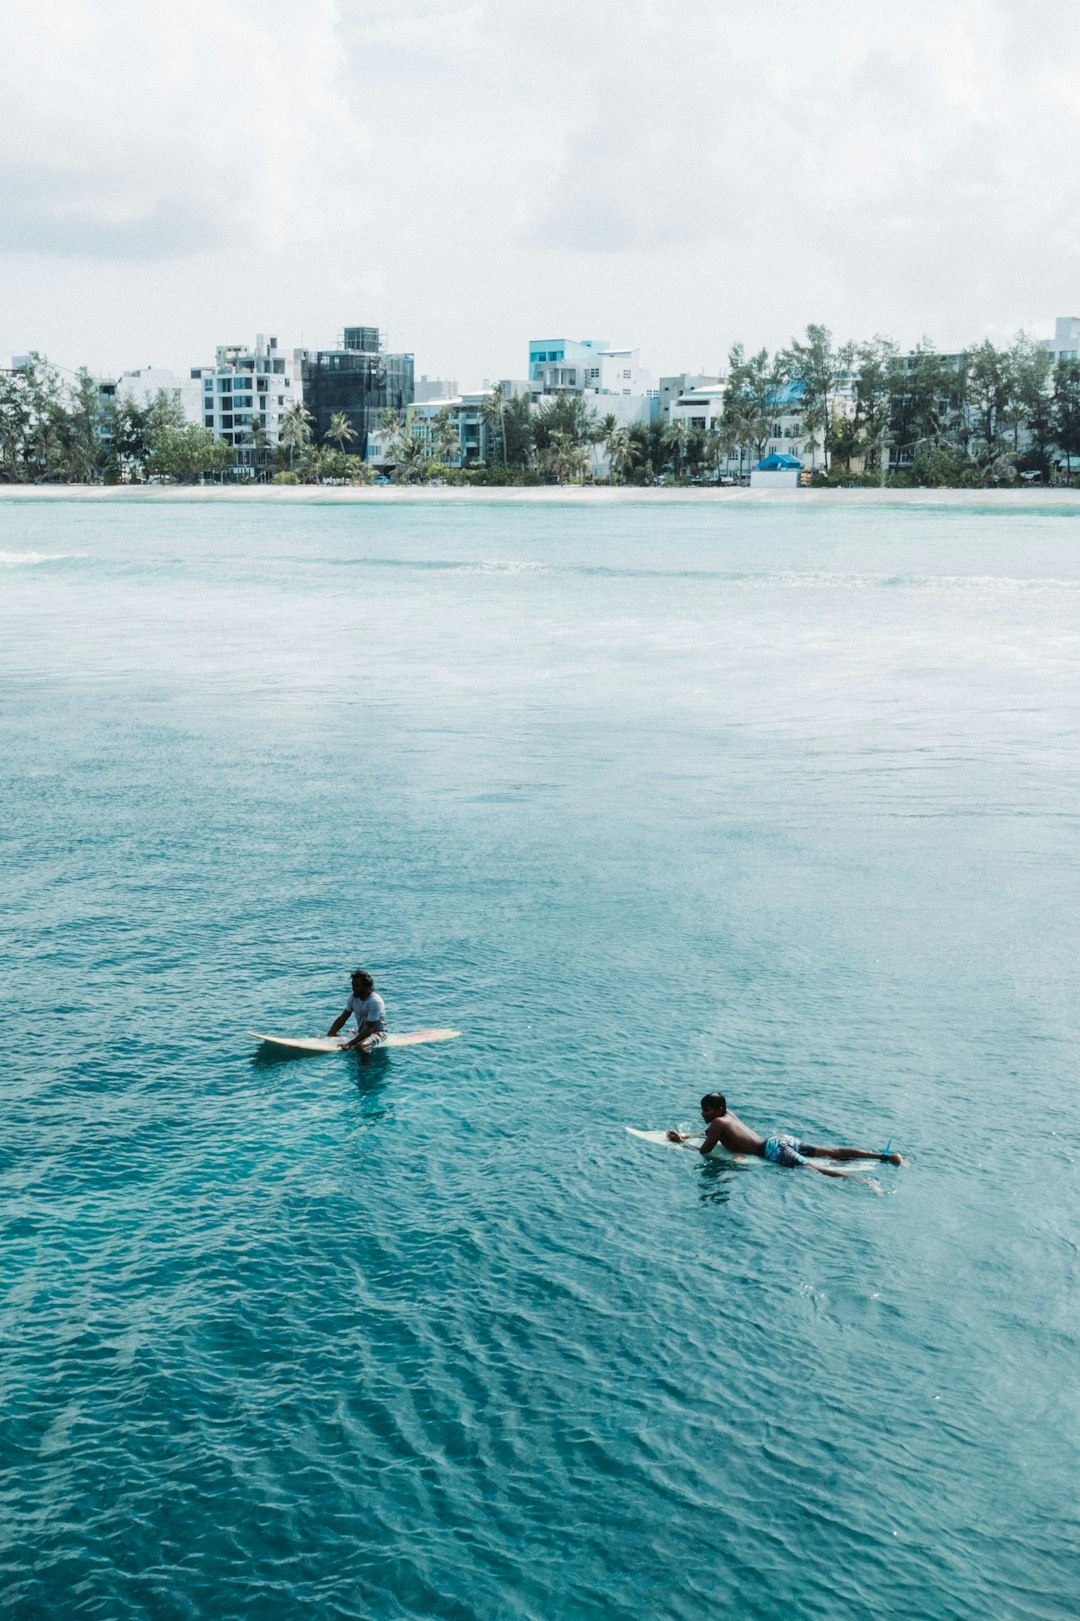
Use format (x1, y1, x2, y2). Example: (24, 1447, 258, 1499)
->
(623, 369, 631, 379)
(223, 414, 233, 428)
(623, 388, 630, 395)
(204, 416, 213, 428)
(219, 379, 231, 393)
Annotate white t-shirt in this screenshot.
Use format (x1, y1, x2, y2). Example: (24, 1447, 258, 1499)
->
(347, 992, 387, 1034)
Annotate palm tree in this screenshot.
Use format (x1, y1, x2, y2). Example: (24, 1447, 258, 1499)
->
(325, 410, 358, 453)
(392, 431, 427, 484)
(661, 419, 690, 479)
(433, 406, 460, 467)
(697, 424, 723, 479)
(244, 416, 272, 480)
(279, 401, 315, 471)
(541, 430, 587, 484)
(602, 419, 632, 484)
(479, 382, 508, 467)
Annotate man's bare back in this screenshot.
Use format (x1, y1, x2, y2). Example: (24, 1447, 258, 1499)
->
(696, 1106, 762, 1157)
(667, 1093, 904, 1179)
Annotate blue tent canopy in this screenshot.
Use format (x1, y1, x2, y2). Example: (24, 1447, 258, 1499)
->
(755, 453, 802, 470)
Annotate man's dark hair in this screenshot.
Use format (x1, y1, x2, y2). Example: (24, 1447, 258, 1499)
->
(351, 969, 374, 995)
(700, 1093, 727, 1116)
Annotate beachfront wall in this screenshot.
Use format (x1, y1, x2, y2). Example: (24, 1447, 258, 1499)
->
(750, 453, 803, 488)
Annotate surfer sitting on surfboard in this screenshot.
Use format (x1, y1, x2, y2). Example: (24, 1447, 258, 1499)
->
(668, 1094, 904, 1178)
(326, 970, 388, 1052)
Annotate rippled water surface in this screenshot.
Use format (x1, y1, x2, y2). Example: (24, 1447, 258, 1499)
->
(2, 495, 1078, 1619)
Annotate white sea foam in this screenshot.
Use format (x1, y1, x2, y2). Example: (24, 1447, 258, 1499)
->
(467, 559, 549, 575)
(0, 549, 83, 566)
(753, 570, 1080, 593)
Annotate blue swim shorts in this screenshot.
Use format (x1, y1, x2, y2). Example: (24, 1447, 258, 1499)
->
(762, 1134, 807, 1168)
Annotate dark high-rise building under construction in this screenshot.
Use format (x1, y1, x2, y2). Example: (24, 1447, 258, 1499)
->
(300, 327, 414, 458)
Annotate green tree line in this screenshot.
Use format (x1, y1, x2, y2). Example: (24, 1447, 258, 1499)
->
(722, 327, 1080, 486)
(377, 391, 683, 486)
(0, 358, 374, 485)
(376, 333, 1080, 488)
(8, 333, 1080, 487)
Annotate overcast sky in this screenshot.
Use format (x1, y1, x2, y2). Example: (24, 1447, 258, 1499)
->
(2, 0, 1079, 387)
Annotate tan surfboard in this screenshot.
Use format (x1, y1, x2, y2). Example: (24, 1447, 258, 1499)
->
(249, 1029, 461, 1055)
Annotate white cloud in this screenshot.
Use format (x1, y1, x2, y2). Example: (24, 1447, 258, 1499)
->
(0, 0, 367, 259)
(2, 0, 1080, 381)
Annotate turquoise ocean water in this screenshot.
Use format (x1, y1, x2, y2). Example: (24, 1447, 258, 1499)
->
(1, 495, 1077, 1619)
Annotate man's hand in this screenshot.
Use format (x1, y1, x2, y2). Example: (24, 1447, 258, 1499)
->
(666, 1130, 684, 1143)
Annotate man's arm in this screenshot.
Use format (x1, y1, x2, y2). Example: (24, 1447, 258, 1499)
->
(326, 1006, 351, 1038)
(666, 1123, 724, 1156)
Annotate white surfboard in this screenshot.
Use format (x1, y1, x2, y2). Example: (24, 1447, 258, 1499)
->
(250, 1029, 460, 1055)
(625, 1126, 747, 1161)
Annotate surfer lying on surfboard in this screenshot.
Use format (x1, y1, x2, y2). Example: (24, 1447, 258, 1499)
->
(326, 970, 388, 1052)
(668, 1094, 905, 1179)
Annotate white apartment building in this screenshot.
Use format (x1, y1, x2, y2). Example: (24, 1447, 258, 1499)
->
(365, 382, 532, 470)
(190, 334, 302, 475)
(414, 375, 459, 403)
(667, 378, 816, 470)
(406, 392, 488, 465)
(528, 337, 659, 427)
(89, 366, 198, 461)
(115, 364, 199, 417)
(1039, 316, 1080, 363)
(668, 383, 725, 433)
(658, 373, 721, 420)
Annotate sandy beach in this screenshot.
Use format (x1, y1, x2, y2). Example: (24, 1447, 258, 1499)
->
(2, 483, 1080, 507)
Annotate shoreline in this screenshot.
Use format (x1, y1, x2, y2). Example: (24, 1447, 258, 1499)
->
(2, 483, 1080, 507)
